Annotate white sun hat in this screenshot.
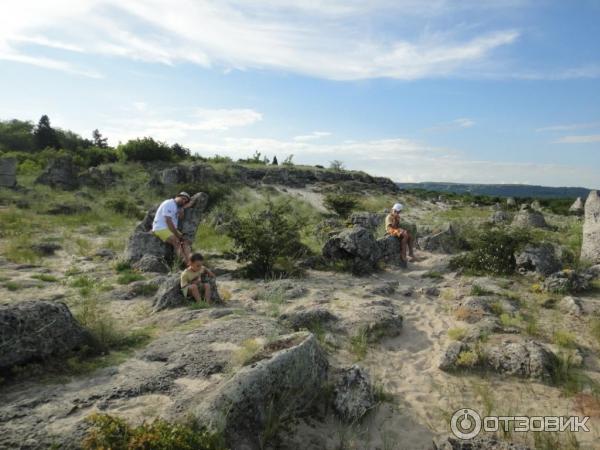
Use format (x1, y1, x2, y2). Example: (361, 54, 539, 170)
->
(392, 202, 403, 212)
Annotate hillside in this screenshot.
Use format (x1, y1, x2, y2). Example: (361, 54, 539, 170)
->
(397, 182, 592, 199)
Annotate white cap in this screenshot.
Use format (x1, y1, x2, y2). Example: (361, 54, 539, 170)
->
(392, 202, 403, 212)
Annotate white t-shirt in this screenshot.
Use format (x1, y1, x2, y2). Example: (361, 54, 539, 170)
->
(152, 199, 179, 231)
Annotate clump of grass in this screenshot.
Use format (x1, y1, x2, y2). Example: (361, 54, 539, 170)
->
(454, 305, 484, 322)
(422, 270, 443, 279)
(589, 316, 600, 348)
(114, 260, 132, 272)
(553, 329, 577, 349)
(447, 327, 468, 341)
(4, 281, 22, 291)
(489, 301, 504, 316)
(31, 274, 59, 283)
(532, 430, 580, 450)
(349, 327, 368, 361)
(219, 287, 232, 302)
(194, 223, 234, 254)
(499, 313, 522, 328)
(470, 284, 495, 296)
(373, 381, 393, 403)
(456, 350, 479, 368)
(82, 413, 225, 450)
(551, 351, 595, 395)
(231, 338, 262, 367)
(256, 286, 285, 317)
(116, 271, 144, 285)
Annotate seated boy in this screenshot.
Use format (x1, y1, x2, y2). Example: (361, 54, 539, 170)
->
(180, 253, 215, 304)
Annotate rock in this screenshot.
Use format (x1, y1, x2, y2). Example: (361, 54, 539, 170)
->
(455, 296, 515, 323)
(581, 190, 600, 263)
(0, 301, 95, 370)
(569, 197, 585, 216)
(194, 332, 328, 450)
(531, 200, 542, 210)
(31, 242, 61, 256)
(348, 212, 385, 232)
(322, 226, 382, 275)
(543, 270, 590, 294)
(586, 264, 600, 279)
(46, 203, 91, 215)
(333, 365, 376, 423)
(370, 281, 398, 296)
(559, 296, 584, 316)
(418, 224, 465, 254)
(435, 436, 531, 450)
(0, 157, 17, 188)
(152, 273, 222, 312)
(132, 254, 170, 274)
(94, 248, 115, 259)
(515, 243, 561, 276)
(485, 339, 557, 381)
(512, 205, 548, 229)
(489, 210, 509, 224)
(253, 280, 308, 301)
(81, 166, 121, 189)
(123, 192, 208, 269)
(344, 302, 403, 341)
(35, 156, 80, 190)
(279, 307, 338, 330)
(376, 235, 406, 268)
(438, 341, 466, 371)
(506, 197, 517, 208)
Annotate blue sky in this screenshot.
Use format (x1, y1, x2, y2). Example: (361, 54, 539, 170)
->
(1, 0, 599, 187)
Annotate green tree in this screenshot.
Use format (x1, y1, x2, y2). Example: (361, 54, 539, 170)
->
(117, 137, 174, 162)
(92, 129, 108, 148)
(34, 115, 60, 150)
(272, 156, 278, 165)
(171, 143, 191, 160)
(0, 119, 35, 152)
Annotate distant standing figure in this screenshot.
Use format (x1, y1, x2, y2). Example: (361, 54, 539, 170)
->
(152, 192, 194, 265)
(385, 203, 416, 263)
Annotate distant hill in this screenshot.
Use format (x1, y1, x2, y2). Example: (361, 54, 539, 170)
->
(396, 182, 591, 199)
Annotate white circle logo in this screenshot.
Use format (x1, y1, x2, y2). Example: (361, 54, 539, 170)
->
(451, 408, 482, 440)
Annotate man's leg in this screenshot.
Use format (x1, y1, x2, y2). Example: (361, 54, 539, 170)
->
(166, 235, 190, 265)
(406, 231, 415, 258)
(399, 232, 408, 261)
(202, 282, 212, 304)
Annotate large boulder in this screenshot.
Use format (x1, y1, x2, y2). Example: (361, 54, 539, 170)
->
(0, 157, 17, 188)
(418, 224, 465, 254)
(569, 197, 585, 216)
(279, 307, 338, 331)
(376, 235, 406, 267)
(506, 197, 517, 208)
(35, 156, 80, 190)
(152, 273, 222, 312)
(322, 226, 382, 275)
(333, 365, 376, 423)
(515, 243, 561, 276)
(543, 270, 590, 294)
(489, 210, 509, 224)
(0, 301, 95, 370)
(194, 332, 328, 450)
(123, 192, 208, 269)
(348, 212, 385, 232)
(81, 166, 121, 189)
(581, 190, 600, 263)
(512, 205, 548, 229)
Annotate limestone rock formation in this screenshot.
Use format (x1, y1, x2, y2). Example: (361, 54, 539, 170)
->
(489, 210, 509, 224)
(0, 157, 17, 188)
(559, 296, 584, 316)
(322, 226, 382, 275)
(279, 307, 338, 331)
(512, 205, 548, 229)
(333, 365, 376, 423)
(515, 243, 561, 276)
(152, 273, 222, 312)
(0, 301, 95, 370)
(418, 224, 465, 254)
(35, 156, 80, 190)
(348, 212, 385, 232)
(376, 235, 406, 267)
(581, 190, 600, 263)
(506, 197, 517, 208)
(569, 197, 584, 216)
(543, 270, 590, 293)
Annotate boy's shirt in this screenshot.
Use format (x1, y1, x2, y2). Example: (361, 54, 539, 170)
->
(180, 266, 208, 288)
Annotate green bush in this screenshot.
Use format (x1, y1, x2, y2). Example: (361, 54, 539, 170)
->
(104, 196, 143, 219)
(323, 193, 358, 217)
(117, 137, 175, 162)
(227, 201, 308, 277)
(82, 413, 225, 450)
(449, 227, 531, 275)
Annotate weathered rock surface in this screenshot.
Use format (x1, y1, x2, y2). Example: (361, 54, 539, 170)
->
(435, 436, 531, 450)
(581, 190, 600, 263)
(376, 235, 406, 267)
(31, 242, 62, 256)
(333, 365, 375, 423)
(0, 301, 95, 370)
(323, 226, 382, 275)
(506, 197, 517, 208)
(543, 270, 590, 293)
(0, 157, 17, 188)
(455, 296, 516, 324)
(559, 296, 584, 316)
(82, 166, 121, 189)
(35, 156, 80, 190)
(348, 212, 385, 232)
(124, 192, 208, 269)
(515, 243, 561, 276)
(418, 224, 465, 254)
(152, 273, 222, 312)
(253, 279, 308, 301)
(489, 210, 509, 224)
(132, 254, 170, 273)
(279, 307, 338, 331)
(194, 332, 328, 450)
(512, 205, 548, 229)
(569, 196, 584, 216)
(341, 301, 403, 341)
(370, 281, 398, 296)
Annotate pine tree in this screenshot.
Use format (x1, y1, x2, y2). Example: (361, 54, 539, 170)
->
(92, 129, 108, 148)
(272, 156, 278, 165)
(34, 115, 60, 150)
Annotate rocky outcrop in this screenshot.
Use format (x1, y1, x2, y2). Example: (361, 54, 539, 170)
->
(559, 296, 584, 316)
(348, 212, 385, 232)
(435, 436, 531, 450)
(152, 273, 222, 312)
(489, 210, 509, 224)
(418, 224, 465, 254)
(581, 190, 600, 263)
(569, 197, 584, 216)
(0, 157, 17, 188)
(279, 307, 338, 331)
(123, 192, 208, 270)
(35, 156, 80, 190)
(511, 205, 548, 229)
(82, 166, 121, 189)
(323, 226, 382, 275)
(342, 301, 403, 341)
(194, 332, 328, 450)
(0, 301, 95, 370)
(333, 365, 376, 423)
(515, 243, 561, 276)
(542, 270, 590, 293)
(376, 235, 406, 267)
(506, 197, 517, 208)
(132, 254, 170, 273)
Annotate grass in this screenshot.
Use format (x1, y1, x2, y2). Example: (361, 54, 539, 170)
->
(456, 350, 479, 368)
(4, 281, 21, 291)
(230, 338, 262, 367)
(447, 327, 468, 341)
(470, 284, 495, 296)
(590, 316, 600, 348)
(256, 285, 286, 317)
(422, 270, 444, 279)
(194, 223, 234, 254)
(31, 273, 59, 282)
(551, 351, 597, 395)
(116, 271, 144, 285)
(552, 329, 577, 349)
(349, 327, 369, 361)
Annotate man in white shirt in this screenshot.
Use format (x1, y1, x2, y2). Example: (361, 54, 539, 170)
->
(152, 192, 193, 264)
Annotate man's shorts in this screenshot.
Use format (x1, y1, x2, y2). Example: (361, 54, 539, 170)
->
(153, 228, 173, 242)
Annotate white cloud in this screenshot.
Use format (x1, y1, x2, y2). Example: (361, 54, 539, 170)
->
(426, 117, 476, 132)
(293, 131, 332, 141)
(553, 135, 600, 144)
(536, 121, 600, 132)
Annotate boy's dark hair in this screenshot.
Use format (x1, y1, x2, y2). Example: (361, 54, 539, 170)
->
(190, 253, 204, 263)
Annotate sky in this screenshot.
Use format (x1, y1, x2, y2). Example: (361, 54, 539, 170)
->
(1, 0, 599, 188)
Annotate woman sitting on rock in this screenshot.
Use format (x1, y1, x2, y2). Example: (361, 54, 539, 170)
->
(385, 203, 416, 263)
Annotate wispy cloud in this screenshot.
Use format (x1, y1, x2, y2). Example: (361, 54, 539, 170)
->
(293, 131, 332, 141)
(426, 117, 476, 132)
(553, 134, 600, 144)
(536, 121, 600, 132)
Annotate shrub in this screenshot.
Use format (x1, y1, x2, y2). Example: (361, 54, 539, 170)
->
(82, 413, 225, 450)
(456, 350, 479, 368)
(104, 196, 143, 219)
(117, 137, 174, 162)
(227, 201, 307, 278)
(323, 193, 358, 217)
(449, 227, 531, 275)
